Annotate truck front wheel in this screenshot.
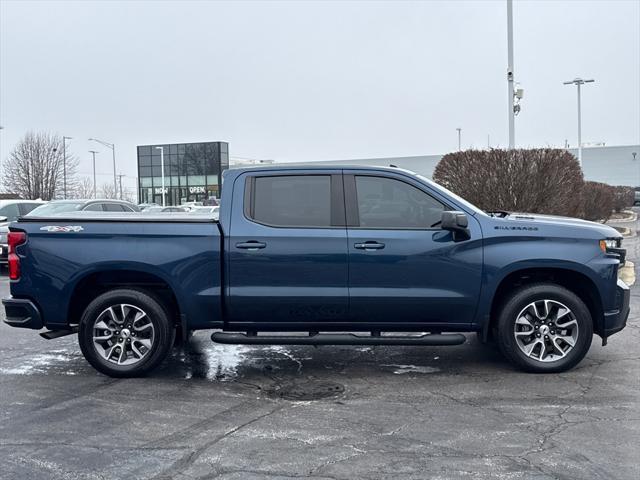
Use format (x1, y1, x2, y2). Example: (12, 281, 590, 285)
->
(496, 283, 593, 373)
(78, 289, 174, 377)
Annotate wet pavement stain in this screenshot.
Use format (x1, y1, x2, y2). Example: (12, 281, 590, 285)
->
(266, 380, 345, 401)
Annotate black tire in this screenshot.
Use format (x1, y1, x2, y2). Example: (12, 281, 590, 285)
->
(496, 283, 593, 373)
(78, 289, 175, 377)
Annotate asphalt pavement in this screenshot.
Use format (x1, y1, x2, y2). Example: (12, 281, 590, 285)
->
(0, 225, 639, 479)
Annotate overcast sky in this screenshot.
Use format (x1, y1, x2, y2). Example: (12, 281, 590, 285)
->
(1, 0, 639, 193)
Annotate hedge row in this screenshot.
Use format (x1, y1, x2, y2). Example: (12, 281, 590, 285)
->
(433, 149, 633, 223)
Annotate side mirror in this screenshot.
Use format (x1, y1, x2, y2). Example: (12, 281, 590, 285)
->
(0, 216, 7, 223)
(441, 211, 470, 240)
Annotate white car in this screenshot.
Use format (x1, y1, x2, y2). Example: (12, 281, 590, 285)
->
(0, 199, 46, 267)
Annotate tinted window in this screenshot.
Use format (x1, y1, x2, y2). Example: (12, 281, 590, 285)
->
(83, 203, 104, 212)
(355, 176, 445, 228)
(104, 203, 125, 212)
(251, 175, 331, 227)
(18, 203, 43, 216)
(0, 203, 20, 222)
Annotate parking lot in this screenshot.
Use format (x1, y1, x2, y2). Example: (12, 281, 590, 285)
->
(0, 227, 639, 480)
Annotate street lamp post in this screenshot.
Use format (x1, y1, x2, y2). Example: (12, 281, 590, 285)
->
(456, 128, 462, 151)
(62, 136, 72, 199)
(563, 78, 595, 168)
(88, 138, 118, 198)
(155, 146, 166, 207)
(89, 150, 99, 199)
(506, 0, 515, 149)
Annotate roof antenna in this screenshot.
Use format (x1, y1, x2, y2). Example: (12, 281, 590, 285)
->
(389, 164, 398, 168)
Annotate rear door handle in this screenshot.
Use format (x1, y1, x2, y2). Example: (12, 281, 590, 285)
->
(354, 241, 385, 251)
(236, 241, 267, 250)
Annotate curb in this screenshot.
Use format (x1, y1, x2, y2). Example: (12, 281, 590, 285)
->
(607, 210, 637, 224)
(611, 226, 636, 239)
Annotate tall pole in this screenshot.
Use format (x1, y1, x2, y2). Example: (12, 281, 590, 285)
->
(577, 82, 582, 166)
(507, 0, 515, 149)
(62, 136, 72, 199)
(88, 138, 117, 198)
(89, 150, 99, 199)
(156, 146, 166, 207)
(563, 78, 594, 168)
(456, 128, 462, 151)
(112, 145, 118, 199)
(117, 174, 124, 200)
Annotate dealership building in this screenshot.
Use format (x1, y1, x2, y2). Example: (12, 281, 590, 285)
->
(137, 141, 229, 206)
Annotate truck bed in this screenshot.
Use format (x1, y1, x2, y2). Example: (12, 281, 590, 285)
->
(9, 214, 223, 331)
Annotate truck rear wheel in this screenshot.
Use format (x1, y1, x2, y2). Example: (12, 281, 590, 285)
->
(496, 283, 593, 373)
(78, 289, 174, 377)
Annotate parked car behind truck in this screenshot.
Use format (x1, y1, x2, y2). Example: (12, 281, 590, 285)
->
(0, 199, 45, 268)
(2, 166, 629, 377)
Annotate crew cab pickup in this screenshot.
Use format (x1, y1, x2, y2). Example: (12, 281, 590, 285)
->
(2, 166, 630, 377)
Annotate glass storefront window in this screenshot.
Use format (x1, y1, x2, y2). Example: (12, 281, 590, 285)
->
(139, 142, 227, 206)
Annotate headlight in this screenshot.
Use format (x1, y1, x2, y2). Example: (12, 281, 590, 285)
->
(600, 238, 626, 266)
(600, 238, 622, 252)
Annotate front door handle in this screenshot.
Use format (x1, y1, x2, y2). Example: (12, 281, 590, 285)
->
(236, 241, 267, 250)
(354, 241, 385, 251)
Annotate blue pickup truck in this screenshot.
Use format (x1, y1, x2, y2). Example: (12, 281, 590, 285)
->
(2, 166, 630, 377)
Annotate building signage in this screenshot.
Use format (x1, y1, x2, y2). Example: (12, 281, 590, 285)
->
(189, 186, 206, 194)
(154, 187, 168, 194)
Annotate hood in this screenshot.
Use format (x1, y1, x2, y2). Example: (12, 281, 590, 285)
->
(493, 212, 622, 239)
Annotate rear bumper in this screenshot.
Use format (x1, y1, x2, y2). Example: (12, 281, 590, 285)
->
(603, 279, 630, 338)
(2, 298, 43, 329)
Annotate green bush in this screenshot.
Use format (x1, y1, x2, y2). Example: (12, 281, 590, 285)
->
(433, 149, 585, 217)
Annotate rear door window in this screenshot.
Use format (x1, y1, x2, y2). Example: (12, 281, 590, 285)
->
(83, 203, 105, 212)
(104, 203, 126, 212)
(248, 175, 332, 227)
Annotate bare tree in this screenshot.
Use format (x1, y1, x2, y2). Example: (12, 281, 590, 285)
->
(1, 131, 78, 200)
(100, 182, 118, 199)
(72, 177, 95, 199)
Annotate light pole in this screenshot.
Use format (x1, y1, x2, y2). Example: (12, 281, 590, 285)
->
(506, 0, 515, 149)
(88, 138, 118, 198)
(89, 150, 99, 199)
(633, 152, 638, 188)
(155, 146, 166, 207)
(563, 77, 595, 168)
(62, 136, 72, 199)
(117, 174, 124, 200)
(456, 128, 462, 151)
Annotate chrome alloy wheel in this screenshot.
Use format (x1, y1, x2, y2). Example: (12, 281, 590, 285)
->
(92, 304, 155, 366)
(513, 299, 579, 362)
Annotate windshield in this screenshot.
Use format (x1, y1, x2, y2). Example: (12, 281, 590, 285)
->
(415, 174, 488, 217)
(27, 202, 85, 216)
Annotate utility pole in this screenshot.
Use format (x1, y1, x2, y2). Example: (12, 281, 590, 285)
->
(89, 150, 99, 199)
(62, 136, 72, 199)
(507, 0, 515, 149)
(117, 174, 124, 201)
(456, 128, 462, 151)
(563, 78, 595, 167)
(88, 138, 118, 198)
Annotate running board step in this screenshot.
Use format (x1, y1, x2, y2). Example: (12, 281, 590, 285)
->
(211, 332, 466, 346)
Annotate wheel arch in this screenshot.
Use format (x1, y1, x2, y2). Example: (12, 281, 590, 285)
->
(486, 266, 604, 339)
(66, 267, 183, 332)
